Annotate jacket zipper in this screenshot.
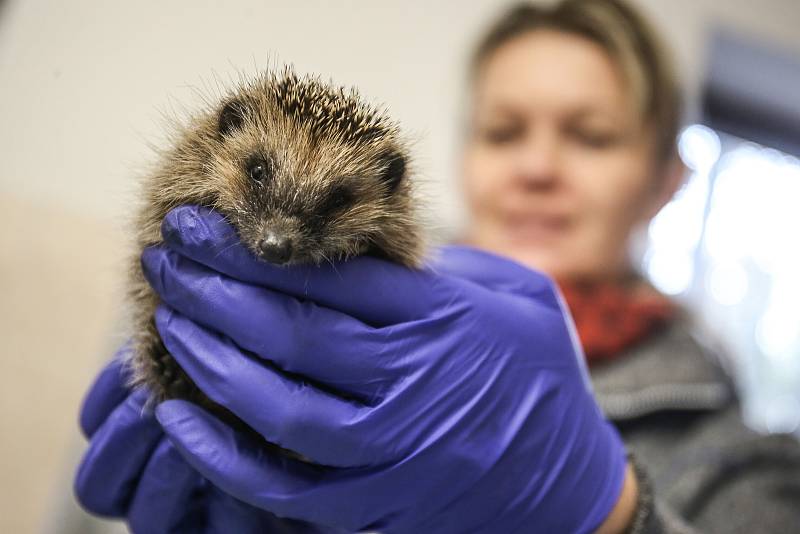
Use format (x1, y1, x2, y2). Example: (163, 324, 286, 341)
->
(597, 382, 731, 421)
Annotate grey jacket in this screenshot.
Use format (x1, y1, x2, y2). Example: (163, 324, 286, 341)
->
(592, 318, 800, 533)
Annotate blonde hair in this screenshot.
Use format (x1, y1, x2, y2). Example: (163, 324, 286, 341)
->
(470, 0, 683, 165)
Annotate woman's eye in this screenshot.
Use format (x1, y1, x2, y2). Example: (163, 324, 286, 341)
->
(482, 126, 522, 145)
(572, 129, 618, 148)
(247, 157, 272, 184)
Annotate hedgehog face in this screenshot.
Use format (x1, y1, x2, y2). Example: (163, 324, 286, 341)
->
(204, 73, 412, 266)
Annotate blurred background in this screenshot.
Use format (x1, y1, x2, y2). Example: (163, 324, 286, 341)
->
(1, 0, 798, 532)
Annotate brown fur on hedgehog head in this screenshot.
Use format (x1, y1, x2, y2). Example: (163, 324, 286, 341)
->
(151, 67, 423, 267)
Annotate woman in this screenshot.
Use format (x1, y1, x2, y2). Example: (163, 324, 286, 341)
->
(75, 1, 800, 532)
(459, 1, 800, 532)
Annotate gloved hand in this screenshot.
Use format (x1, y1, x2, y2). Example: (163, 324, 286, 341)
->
(140, 204, 628, 533)
(74, 347, 330, 533)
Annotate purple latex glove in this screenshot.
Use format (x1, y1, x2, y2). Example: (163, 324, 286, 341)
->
(142, 205, 627, 534)
(74, 347, 330, 533)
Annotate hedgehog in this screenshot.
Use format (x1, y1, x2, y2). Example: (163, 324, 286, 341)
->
(127, 67, 424, 423)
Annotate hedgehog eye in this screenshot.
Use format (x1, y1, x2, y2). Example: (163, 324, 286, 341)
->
(321, 185, 354, 214)
(246, 156, 273, 184)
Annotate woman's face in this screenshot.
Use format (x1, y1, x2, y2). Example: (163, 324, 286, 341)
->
(462, 30, 672, 281)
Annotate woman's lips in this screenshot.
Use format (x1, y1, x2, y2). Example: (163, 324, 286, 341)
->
(503, 213, 571, 243)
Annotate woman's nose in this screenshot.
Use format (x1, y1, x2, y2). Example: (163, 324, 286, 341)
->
(513, 131, 561, 189)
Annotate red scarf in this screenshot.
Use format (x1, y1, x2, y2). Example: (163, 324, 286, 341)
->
(557, 278, 675, 366)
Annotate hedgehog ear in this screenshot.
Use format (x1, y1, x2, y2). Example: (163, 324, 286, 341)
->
(379, 152, 407, 193)
(218, 98, 249, 137)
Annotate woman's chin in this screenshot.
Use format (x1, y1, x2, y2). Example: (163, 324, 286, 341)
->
(463, 231, 596, 280)
(489, 244, 566, 277)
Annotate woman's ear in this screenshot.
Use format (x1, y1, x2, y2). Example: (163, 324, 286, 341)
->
(644, 153, 687, 220)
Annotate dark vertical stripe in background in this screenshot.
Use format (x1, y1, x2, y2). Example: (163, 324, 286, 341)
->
(702, 28, 800, 156)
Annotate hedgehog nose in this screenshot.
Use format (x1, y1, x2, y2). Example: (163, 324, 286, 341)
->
(258, 232, 293, 264)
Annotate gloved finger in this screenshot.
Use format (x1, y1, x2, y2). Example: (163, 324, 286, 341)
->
(79, 350, 132, 439)
(157, 400, 332, 521)
(205, 488, 336, 534)
(158, 204, 438, 325)
(127, 439, 203, 534)
(158, 400, 386, 531)
(142, 247, 393, 400)
(155, 307, 378, 467)
(74, 388, 162, 516)
(428, 245, 559, 304)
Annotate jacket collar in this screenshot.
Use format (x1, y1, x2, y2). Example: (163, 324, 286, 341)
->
(589, 318, 734, 421)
